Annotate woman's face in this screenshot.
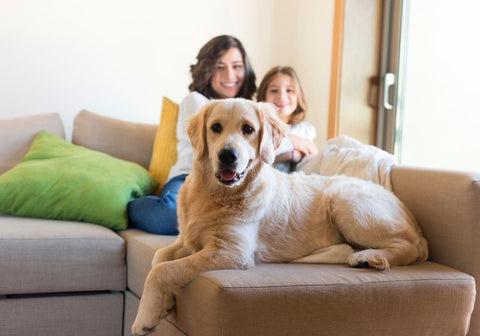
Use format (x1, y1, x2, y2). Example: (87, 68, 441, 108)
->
(265, 73, 298, 123)
(210, 48, 245, 98)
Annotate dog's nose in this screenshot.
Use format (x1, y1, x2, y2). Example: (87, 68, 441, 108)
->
(218, 148, 238, 166)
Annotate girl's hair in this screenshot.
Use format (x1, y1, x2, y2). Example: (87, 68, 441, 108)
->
(189, 35, 256, 99)
(257, 65, 307, 125)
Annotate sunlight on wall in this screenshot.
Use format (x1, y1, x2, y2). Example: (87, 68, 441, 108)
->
(399, 0, 480, 171)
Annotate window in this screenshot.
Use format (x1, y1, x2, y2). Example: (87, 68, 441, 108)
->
(379, 0, 480, 171)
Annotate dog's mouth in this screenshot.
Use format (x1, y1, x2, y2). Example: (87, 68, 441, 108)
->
(215, 170, 244, 185)
(215, 160, 251, 185)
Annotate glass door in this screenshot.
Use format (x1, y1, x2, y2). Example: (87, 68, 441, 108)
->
(377, 0, 480, 171)
(376, 0, 403, 154)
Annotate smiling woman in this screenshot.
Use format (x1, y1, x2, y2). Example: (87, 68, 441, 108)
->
(210, 48, 246, 99)
(188, 35, 256, 100)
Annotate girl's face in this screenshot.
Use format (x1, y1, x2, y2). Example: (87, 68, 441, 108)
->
(210, 48, 245, 98)
(265, 73, 298, 123)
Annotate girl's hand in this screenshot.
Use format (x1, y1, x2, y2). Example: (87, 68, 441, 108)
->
(291, 149, 303, 163)
(289, 134, 318, 157)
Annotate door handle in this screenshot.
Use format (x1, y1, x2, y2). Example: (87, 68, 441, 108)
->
(383, 73, 395, 110)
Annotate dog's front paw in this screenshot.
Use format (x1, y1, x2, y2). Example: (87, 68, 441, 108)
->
(131, 317, 155, 336)
(132, 305, 165, 336)
(131, 291, 176, 336)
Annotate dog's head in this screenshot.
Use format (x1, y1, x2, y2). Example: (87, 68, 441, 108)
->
(187, 98, 287, 187)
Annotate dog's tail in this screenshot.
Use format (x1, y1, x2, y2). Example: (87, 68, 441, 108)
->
(404, 204, 429, 263)
(411, 216, 429, 263)
(326, 197, 345, 244)
(416, 237, 429, 262)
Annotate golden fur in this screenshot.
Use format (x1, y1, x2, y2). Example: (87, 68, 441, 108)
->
(132, 99, 428, 336)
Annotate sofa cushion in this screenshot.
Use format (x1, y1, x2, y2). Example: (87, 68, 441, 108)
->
(72, 110, 157, 170)
(0, 216, 126, 295)
(0, 292, 123, 336)
(120, 229, 476, 336)
(148, 97, 179, 193)
(0, 131, 158, 230)
(169, 262, 475, 336)
(0, 113, 65, 175)
(118, 229, 177, 296)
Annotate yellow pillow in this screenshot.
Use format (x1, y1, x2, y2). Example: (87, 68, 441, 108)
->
(148, 97, 179, 194)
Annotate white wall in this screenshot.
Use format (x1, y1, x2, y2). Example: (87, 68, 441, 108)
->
(268, 0, 334, 149)
(0, 0, 333, 148)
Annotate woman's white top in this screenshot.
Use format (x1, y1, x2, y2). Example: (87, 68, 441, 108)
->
(167, 91, 209, 181)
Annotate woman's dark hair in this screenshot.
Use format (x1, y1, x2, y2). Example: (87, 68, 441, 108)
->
(188, 35, 256, 99)
(257, 65, 307, 126)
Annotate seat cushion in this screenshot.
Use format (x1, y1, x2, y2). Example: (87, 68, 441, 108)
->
(119, 228, 475, 336)
(0, 215, 126, 295)
(0, 292, 123, 336)
(118, 229, 177, 297)
(168, 262, 474, 336)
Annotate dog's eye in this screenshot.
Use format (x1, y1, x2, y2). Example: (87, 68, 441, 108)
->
(211, 123, 222, 133)
(242, 124, 254, 135)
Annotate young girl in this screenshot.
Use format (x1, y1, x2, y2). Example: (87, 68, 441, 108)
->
(128, 35, 256, 235)
(257, 65, 317, 172)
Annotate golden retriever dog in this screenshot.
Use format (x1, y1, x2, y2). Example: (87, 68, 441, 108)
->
(132, 99, 428, 335)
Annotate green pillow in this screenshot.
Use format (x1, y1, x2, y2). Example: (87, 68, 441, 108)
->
(0, 131, 158, 230)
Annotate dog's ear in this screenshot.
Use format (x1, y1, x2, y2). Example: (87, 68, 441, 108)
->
(187, 102, 212, 159)
(256, 102, 288, 164)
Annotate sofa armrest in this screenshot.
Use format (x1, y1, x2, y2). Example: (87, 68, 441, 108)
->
(391, 166, 480, 274)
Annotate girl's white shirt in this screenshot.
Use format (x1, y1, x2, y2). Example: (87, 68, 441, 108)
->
(167, 91, 210, 181)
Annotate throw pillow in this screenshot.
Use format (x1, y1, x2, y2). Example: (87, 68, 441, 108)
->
(148, 97, 179, 194)
(0, 131, 158, 230)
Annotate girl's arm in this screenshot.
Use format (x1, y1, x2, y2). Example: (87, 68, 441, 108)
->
(289, 134, 317, 156)
(274, 149, 302, 164)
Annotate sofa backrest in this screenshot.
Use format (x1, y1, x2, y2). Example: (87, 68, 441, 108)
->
(0, 113, 65, 174)
(72, 110, 157, 169)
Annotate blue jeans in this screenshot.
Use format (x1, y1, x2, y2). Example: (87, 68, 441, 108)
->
(127, 174, 187, 235)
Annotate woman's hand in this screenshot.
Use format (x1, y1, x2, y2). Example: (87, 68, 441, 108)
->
(289, 134, 318, 157)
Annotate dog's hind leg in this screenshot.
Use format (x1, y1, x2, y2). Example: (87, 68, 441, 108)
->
(292, 244, 355, 264)
(346, 238, 419, 271)
(329, 190, 426, 271)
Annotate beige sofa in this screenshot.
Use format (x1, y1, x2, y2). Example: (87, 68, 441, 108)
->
(0, 111, 478, 336)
